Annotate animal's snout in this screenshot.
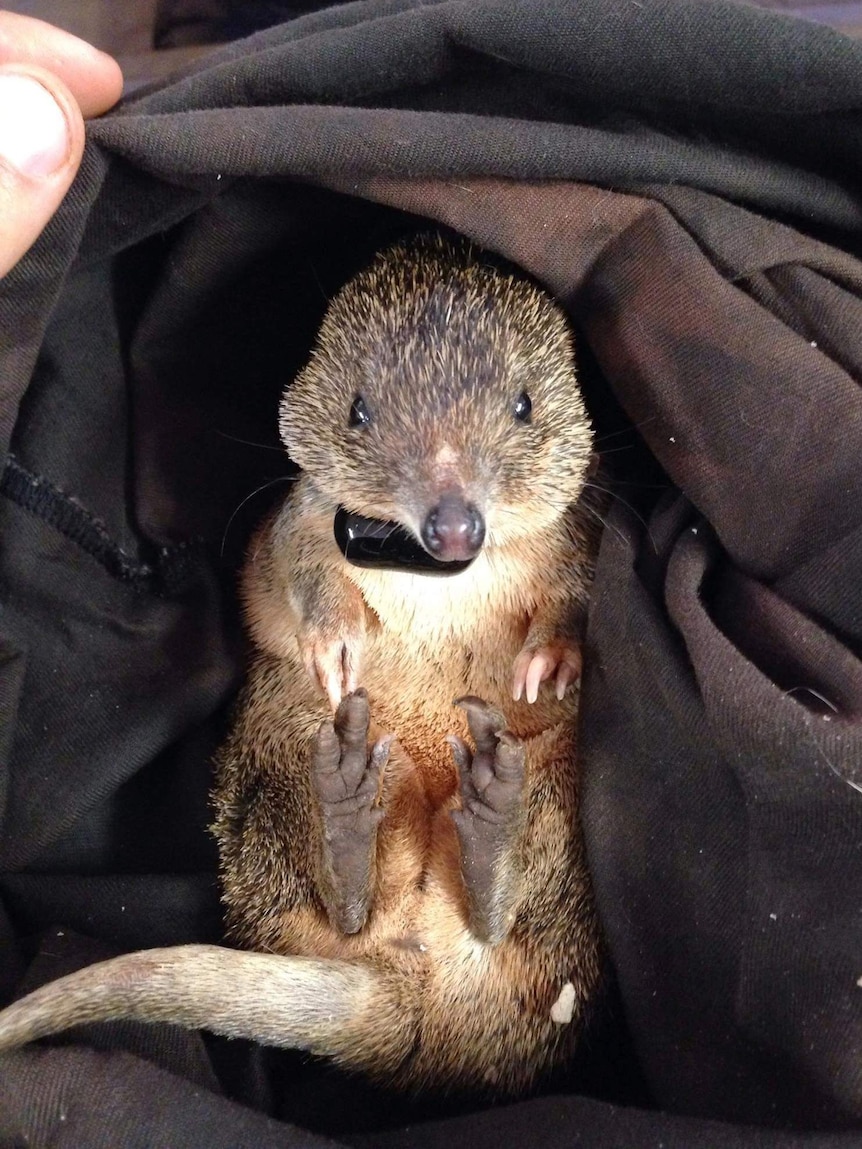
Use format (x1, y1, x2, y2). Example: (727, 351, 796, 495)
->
(420, 494, 485, 562)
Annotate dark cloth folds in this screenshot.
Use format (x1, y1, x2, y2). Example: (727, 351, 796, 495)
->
(1, 1, 861, 1145)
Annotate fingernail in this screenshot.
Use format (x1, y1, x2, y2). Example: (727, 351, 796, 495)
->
(0, 74, 71, 177)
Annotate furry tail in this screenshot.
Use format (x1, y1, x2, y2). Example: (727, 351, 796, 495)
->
(0, 944, 382, 1058)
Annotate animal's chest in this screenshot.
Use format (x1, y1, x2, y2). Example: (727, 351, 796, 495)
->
(358, 611, 525, 782)
(353, 558, 535, 729)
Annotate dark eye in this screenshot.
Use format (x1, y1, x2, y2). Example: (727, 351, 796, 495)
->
(349, 395, 372, 428)
(513, 391, 532, 423)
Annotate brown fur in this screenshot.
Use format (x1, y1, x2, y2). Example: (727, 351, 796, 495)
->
(0, 236, 604, 1099)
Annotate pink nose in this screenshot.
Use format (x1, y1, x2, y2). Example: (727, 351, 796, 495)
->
(420, 494, 485, 562)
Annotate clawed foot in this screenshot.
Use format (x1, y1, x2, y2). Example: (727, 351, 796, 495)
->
(512, 641, 581, 704)
(448, 696, 526, 944)
(449, 697, 526, 827)
(312, 689, 390, 934)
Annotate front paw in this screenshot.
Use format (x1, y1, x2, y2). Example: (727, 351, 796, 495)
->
(300, 617, 365, 711)
(512, 640, 581, 704)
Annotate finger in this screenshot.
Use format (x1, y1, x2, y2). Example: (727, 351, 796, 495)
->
(334, 689, 369, 743)
(512, 650, 532, 702)
(355, 749, 385, 808)
(0, 12, 122, 117)
(446, 734, 474, 799)
(369, 734, 393, 775)
(313, 720, 354, 805)
(525, 652, 553, 704)
(0, 66, 84, 277)
(311, 642, 345, 711)
(323, 664, 343, 712)
(334, 689, 370, 790)
(445, 734, 471, 773)
(342, 640, 360, 698)
(454, 696, 506, 755)
(470, 755, 496, 796)
(312, 721, 341, 780)
(555, 653, 581, 700)
(493, 731, 526, 783)
(304, 649, 340, 710)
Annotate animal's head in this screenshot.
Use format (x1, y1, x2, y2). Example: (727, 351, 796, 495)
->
(279, 237, 593, 566)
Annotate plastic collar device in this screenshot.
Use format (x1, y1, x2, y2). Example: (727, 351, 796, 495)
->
(334, 507, 475, 575)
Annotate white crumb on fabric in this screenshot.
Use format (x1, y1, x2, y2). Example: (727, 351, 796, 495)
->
(550, 982, 576, 1024)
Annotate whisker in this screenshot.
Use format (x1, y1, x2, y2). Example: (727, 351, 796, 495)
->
(220, 475, 296, 558)
(595, 444, 636, 457)
(380, 522, 405, 546)
(594, 416, 657, 445)
(580, 499, 630, 550)
(785, 686, 839, 714)
(585, 481, 656, 549)
(214, 430, 286, 454)
(807, 732, 862, 795)
(308, 259, 331, 306)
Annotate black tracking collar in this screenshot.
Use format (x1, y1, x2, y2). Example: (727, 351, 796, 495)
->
(334, 507, 476, 575)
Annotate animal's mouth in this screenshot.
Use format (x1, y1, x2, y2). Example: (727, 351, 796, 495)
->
(334, 508, 478, 575)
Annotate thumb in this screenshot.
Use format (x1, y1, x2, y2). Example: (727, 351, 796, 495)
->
(0, 66, 84, 278)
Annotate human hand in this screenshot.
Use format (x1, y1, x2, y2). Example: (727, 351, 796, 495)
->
(0, 11, 122, 276)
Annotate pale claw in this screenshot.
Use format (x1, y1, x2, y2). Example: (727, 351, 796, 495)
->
(302, 634, 361, 711)
(512, 643, 582, 704)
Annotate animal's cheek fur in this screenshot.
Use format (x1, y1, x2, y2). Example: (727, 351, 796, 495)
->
(277, 413, 318, 466)
(280, 404, 361, 474)
(281, 410, 410, 518)
(311, 459, 410, 522)
(488, 498, 560, 545)
(282, 435, 342, 480)
(489, 455, 587, 540)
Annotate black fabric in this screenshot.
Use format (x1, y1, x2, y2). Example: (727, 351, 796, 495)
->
(155, 0, 337, 46)
(1, 0, 862, 1145)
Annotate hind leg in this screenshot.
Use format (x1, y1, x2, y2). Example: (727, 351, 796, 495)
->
(448, 696, 527, 945)
(213, 661, 390, 952)
(414, 706, 601, 1095)
(312, 689, 391, 934)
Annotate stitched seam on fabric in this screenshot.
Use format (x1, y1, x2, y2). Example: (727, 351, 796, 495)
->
(0, 454, 203, 596)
